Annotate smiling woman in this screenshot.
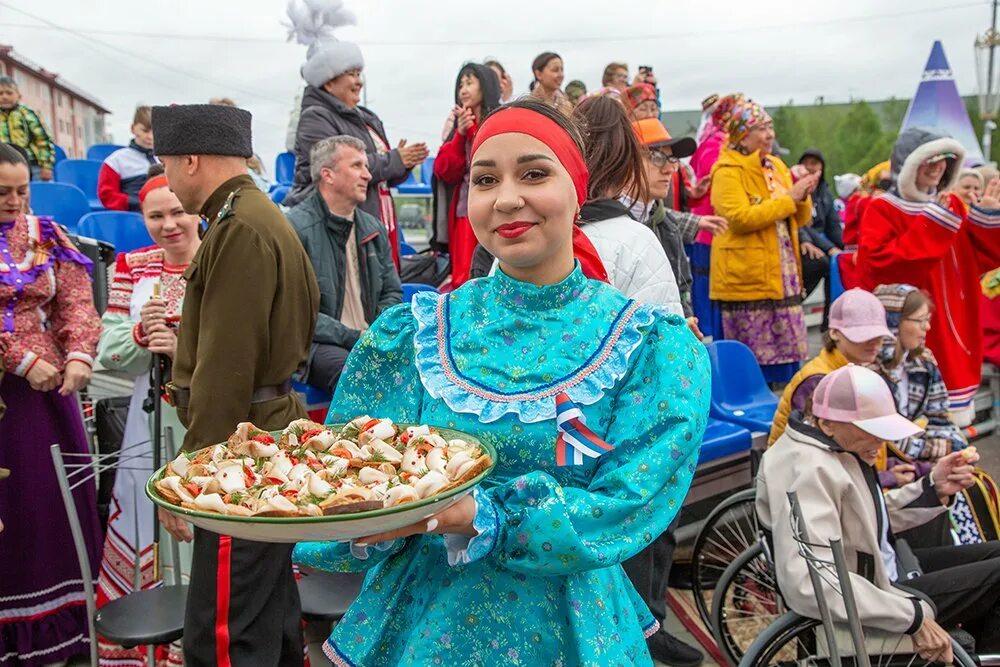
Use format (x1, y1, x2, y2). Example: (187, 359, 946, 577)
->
(291, 100, 710, 667)
(0, 142, 103, 666)
(284, 0, 428, 266)
(432, 63, 501, 287)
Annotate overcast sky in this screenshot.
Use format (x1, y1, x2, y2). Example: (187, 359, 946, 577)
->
(2, 0, 994, 170)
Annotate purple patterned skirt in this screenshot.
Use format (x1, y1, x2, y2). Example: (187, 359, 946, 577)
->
(0, 374, 101, 666)
(720, 220, 808, 383)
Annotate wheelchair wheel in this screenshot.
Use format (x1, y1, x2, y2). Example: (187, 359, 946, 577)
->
(712, 542, 781, 666)
(691, 488, 759, 629)
(739, 611, 978, 667)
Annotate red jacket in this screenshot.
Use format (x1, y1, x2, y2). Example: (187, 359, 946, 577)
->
(984, 291, 1000, 368)
(838, 192, 877, 290)
(434, 124, 475, 224)
(857, 192, 1000, 408)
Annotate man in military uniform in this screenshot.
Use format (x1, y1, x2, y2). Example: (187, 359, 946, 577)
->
(151, 104, 319, 666)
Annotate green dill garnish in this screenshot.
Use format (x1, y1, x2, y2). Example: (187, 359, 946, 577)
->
(228, 492, 246, 505)
(369, 451, 388, 463)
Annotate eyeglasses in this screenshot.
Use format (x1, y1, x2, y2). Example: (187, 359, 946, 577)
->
(343, 68, 363, 78)
(904, 315, 932, 327)
(648, 149, 679, 168)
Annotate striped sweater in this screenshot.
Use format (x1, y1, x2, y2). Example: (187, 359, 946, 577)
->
(98, 141, 158, 211)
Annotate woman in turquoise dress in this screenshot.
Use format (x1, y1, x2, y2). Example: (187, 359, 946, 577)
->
(293, 99, 710, 667)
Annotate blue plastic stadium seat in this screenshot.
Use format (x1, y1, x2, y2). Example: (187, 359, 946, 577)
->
(77, 212, 153, 254)
(275, 152, 295, 186)
(400, 241, 417, 256)
(86, 144, 125, 162)
(707, 340, 780, 433)
(420, 156, 435, 185)
(395, 168, 431, 196)
(829, 252, 847, 302)
(53, 144, 68, 164)
(395, 157, 435, 196)
(401, 283, 438, 303)
(54, 159, 103, 211)
(28, 182, 91, 232)
(697, 418, 753, 465)
(270, 185, 290, 205)
(292, 380, 332, 423)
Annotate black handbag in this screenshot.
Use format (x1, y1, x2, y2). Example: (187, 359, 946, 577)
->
(399, 250, 451, 288)
(94, 395, 131, 529)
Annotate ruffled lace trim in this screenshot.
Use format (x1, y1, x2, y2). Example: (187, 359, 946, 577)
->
(443, 487, 499, 566)
(412, 291, 665, 423)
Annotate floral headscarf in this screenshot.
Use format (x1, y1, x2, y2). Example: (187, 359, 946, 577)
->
(625, 83, 657, 110)
(711, 93, 745, 130)
(726, 98, 772, 148)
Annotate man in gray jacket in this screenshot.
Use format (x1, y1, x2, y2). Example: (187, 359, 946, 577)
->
(286, 136, 402, 393)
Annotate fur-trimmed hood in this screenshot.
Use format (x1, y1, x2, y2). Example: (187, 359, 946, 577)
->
(891, 127, 965, 202)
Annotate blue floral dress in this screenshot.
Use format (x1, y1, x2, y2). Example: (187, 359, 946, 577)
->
(293, 265, 710, 667)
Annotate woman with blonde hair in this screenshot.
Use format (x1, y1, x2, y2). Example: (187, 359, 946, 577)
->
(952, 168, 985, 207)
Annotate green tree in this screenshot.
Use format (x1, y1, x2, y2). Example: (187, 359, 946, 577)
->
(772, 106, 808, 160)
(833, 101, 888, 175)
(965, 96, 996, 163)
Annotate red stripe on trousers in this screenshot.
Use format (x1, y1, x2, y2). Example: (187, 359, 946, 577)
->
(215, 536, 233, 667)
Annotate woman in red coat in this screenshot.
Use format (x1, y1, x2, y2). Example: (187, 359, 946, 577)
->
(857, 127, 1000, 422)
(434, 63, 501, 287)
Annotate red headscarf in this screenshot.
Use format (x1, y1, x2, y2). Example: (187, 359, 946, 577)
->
(471, 107, 609, 283)
(138, 175, 170, 205)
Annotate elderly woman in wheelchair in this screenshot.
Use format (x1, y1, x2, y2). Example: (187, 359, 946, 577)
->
(750, 365, 1000, 666)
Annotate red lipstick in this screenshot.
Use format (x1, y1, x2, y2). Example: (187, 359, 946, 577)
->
(496, 221, 534, 239)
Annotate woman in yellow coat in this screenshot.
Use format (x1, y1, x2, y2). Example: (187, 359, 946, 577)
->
(710, 99, 818, 384)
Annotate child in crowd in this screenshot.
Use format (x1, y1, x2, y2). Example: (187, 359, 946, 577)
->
(97, 105, 157, 211)
(0, 75, 55, 181)
(874, 284, 966, 465)
(769, 288, 892, 444)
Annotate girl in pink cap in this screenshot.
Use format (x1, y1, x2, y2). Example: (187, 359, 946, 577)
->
(769, 288, 892, 445)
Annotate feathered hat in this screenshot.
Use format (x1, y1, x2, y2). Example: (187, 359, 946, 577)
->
(286, 0, 363, 88)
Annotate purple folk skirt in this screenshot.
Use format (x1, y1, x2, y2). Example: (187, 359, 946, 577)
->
(0, 373, 101, 666)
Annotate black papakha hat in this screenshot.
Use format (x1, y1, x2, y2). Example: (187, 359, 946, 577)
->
(151, 104, 253, 157)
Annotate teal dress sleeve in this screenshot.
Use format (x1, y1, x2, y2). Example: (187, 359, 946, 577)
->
(460, 316, 709, 575)
(293, 304, 421, 572)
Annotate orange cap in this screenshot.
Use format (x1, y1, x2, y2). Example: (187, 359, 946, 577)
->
(632, 118, 672, 145)
(631, 118, 697, 158)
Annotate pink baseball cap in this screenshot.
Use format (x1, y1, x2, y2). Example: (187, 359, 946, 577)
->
(828, 289, 894, 343)
(812, 365, 923, 441)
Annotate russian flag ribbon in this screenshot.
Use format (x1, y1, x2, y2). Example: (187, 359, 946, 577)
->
(554, 392, 615, 466)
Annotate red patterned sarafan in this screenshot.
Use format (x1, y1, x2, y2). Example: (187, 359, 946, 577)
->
(433, 293, 642, 402)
